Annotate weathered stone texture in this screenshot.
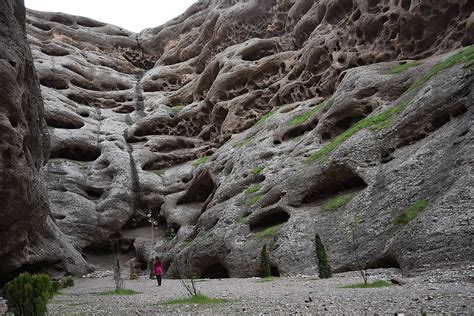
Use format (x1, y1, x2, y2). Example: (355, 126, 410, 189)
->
(10, 0, 473, 278)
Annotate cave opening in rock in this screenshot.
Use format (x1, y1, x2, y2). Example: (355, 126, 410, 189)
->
(1, 260, 64, 286)
(366, 255, 400, 269)
(50, 146, 101, 162)
(177, 170, 215, 205)
(201, 261, 230, 279)
(249, 208, 290, 232)
(270, 265, 280, 277)
(40, 77, 69, 90)
(45, 116, 84, 129)
(302, 166, 367, 205)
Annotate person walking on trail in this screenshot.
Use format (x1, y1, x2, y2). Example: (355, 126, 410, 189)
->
(154, 257, 163, 286)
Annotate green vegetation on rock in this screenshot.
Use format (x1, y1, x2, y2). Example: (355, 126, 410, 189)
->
(315, 233, 333, 279)
(246, 184, 262, 194)
(287, 99, 329, 126)
(306, 46, 474, 163)
(97, 289, 141, 296)
(162, 294, 231, 305)
(259, 245, 271, 278)
(193, 156, 209, 167)
(393, 199, 428, 225)
(251, 166, 264, 175)
(409, 45, 474, 93)
(255, 223, 283, 238)
(256, 108, 277, 125)
(390, 60, 421, 74)
(342, 280, 393, 288)
(247, 193, 264, 206)
(234, 137, 253, 148)
(323, 193, 353, 210)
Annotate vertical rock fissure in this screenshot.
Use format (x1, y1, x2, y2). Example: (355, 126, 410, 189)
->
(124, 118, 141, 212)
(134, 73, 145, 118)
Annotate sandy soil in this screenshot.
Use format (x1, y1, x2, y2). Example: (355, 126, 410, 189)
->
(47, 268, 473, 315)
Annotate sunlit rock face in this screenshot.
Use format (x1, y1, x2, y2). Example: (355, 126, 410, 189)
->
(0, 0, 87, 284)
(22, 0, 473, 277)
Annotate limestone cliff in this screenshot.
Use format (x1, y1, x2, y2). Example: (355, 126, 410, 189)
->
(12, 0, 474, 278)
(0, 0, 87, 284)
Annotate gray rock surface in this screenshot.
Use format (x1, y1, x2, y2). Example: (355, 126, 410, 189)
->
(0, 0, 87, 283)
(12, 0, 474, 280)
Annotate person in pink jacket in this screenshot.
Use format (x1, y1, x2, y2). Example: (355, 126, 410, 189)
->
(154, 257, 163, 286)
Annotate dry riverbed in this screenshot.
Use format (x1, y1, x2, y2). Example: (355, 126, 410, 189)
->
(48, 268, 473, 315)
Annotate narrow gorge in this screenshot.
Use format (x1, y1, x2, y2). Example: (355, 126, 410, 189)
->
(0, 0, 473, 285)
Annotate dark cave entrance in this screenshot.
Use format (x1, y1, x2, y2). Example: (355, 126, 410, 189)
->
(201, 261, 230, 279)
(249, 208, 290, 232)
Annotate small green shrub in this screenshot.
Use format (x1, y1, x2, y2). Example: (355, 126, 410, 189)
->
(256, 108, 277, 125)
(390, 60, 421, 74)
(97, 289, 141, 295)
(322, 194, 353, 210)
(287, 99, 329, 126)
(255, 223, 283, 238)
(260, 245, 271, 278)
(166, 227, 177, 240)
(251, 166, 264, 175)
(315, 234, 333, 279)
(246, 184, 262, 194)
(192, 156, 208, 167)
(51, 280, 60, 294)
(343, 280, 393, 288)
(393, 199, 428, 225)
(4, 272, 53, 316)
(60, 276, 74, 289)
(162, 294, 230, 305)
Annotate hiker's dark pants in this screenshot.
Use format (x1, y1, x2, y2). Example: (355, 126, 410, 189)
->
(156, 275, 162, 286)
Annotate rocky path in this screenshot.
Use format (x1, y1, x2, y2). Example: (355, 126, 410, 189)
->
(47, 268, 473, 315)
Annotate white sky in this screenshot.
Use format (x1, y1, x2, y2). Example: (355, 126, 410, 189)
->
(24, 0, 198, 32)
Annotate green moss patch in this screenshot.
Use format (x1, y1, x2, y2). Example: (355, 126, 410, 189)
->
(390, 60, 421, 74)
(342, 280, 393, 288)
(162, 294, 231, 305)
(251, 166, 264, 175)
(193, 156, 209, 167)
(322, 193, 353, 210)
(255, 223, 284, 238)
(247, 194, 264, 206)
(409, 45, 474, 92)
(97, 289, 141, 296)
(393, 199, 428, 225)
(246, 184, 262, 194)
(256, 108, 277, 125)
(287, 99, 329, 126)
(234, 137, 253, 148)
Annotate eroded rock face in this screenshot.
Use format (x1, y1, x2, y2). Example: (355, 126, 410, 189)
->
(22, 0, 474, 277)
(0, 0, 87, 283)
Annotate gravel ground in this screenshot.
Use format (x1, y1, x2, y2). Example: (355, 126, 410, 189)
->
(48, 268, 473, 315)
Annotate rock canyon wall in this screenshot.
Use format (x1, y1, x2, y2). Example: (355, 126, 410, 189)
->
(1, 0, 472, 280)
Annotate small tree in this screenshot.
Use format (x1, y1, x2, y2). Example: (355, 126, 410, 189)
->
(342, 211, 368, 284)
(147, 209, 159, 243)
(174, 261, 198, 296)
(113, 242, 124, 291)
(4, 272, 52, 316)
(260, 245, 271, 278)
(315, 233, 333, 278)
